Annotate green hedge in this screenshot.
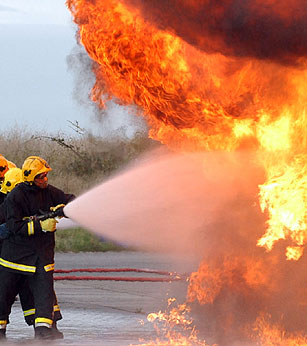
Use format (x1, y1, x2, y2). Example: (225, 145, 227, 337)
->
(55, 228, 127, 252)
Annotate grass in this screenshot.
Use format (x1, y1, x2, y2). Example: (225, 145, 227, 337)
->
(55, 228, 127, 252)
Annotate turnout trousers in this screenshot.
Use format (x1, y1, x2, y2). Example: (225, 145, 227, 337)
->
(0, 265, 54, 325)
(19, 285, 62, 326)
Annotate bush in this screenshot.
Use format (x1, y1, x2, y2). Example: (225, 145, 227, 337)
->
(0, 125, 160, 196)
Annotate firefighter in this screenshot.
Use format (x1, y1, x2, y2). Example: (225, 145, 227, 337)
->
(0, 167, 64, 337)
(0, 168, 23, 239)
(0, 155, 15, 201)
(0, 154, 16, 185)
(0, 168, 31, 332)
(0, 156, 75, 340)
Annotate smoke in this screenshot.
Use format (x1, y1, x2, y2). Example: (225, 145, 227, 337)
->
(66, 44, 148, 138)
(124, 0, 307, 66)
(64, 148, 265, 256)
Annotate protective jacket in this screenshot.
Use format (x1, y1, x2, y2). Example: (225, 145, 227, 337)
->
(0, 192, 5, 221)
(0, 194, 7, 247)
(0, 182, 75, 274)
(0, 192, 5, 205)
(0, 203, 4, 225)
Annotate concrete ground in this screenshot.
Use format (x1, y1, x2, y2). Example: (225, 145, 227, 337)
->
(4, 251, 200, 346)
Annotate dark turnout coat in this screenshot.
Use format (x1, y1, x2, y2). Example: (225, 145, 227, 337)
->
(0, 182, 75, 274)
(0, 192, 5, 223)
(0, 192, 8, 248)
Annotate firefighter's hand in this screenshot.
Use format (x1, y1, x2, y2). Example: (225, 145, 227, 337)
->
(50, 204, 65, 218)
(50, 204, 65, 212)
(40, 218, 58, 232)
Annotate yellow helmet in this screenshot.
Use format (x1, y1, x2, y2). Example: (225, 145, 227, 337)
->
(22, 156, 52, 182)
(0, 167, 23, 194)
(0, 155, 9, 179)
(8, 160, 16, 169)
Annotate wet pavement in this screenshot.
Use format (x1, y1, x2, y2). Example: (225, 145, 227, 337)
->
(4, 251, 200, 346)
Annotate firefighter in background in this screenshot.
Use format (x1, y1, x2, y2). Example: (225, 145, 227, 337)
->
(0, 167, 64, 338)
(0, 156, 19, 237)
(0, 154, 16, 194)
(0, 168, 23, 241)
(0, 168, 34, 328)
(0, 156, 75, 340)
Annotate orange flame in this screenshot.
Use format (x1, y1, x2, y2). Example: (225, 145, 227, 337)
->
(250, 314, 307, 346)
(66, 0, 307, 343)
(187, 256, 278, 305)
(133, 298, 211, 346)
(67, 0, 307, 260)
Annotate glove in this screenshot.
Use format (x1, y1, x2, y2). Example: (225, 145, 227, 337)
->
(40, 218, 58, 232)
(50, 204, 65, 218)
(50, 204, 65, 211)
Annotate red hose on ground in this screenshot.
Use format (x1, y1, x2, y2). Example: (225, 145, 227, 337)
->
(54, 275, 184, 282)
(55, 268, 176, 275)
(54, 268, 189, 282)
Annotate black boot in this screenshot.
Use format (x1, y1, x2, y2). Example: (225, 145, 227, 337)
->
(0, 329, 6, 340)
(34, 326, 54, 340)
(51, 322, 64, 339)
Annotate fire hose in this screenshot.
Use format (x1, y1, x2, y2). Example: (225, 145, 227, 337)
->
(31, 210, 190, 282)
(54, 268, 189, 282)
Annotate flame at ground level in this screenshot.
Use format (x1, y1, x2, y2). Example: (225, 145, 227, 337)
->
(186, 251, 307, 345)
(64, 149, 307, 344)
(63, 149, 307, 345)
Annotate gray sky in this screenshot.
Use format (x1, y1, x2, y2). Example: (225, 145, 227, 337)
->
(0, 0, 146, 137)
